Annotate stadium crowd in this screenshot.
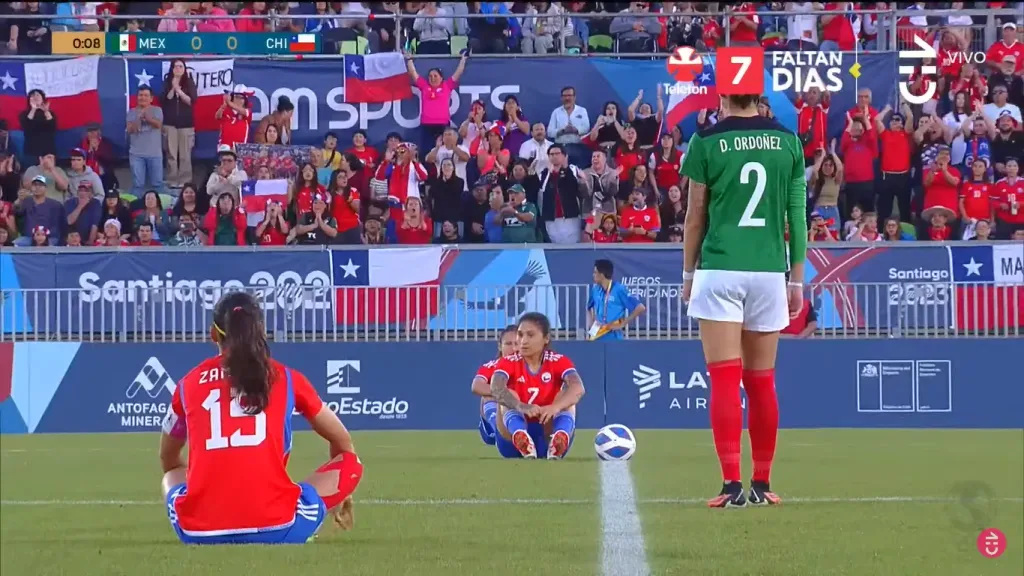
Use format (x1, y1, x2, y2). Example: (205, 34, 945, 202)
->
(0, 2, 1023, 248)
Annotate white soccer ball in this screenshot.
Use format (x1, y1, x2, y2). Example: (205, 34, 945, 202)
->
(594, 424, 637, 461)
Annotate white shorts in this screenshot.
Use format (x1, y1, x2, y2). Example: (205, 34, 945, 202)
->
(687, 270, 789, 332)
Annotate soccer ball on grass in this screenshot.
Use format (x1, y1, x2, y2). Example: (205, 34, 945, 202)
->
(594, 424, 636, 461)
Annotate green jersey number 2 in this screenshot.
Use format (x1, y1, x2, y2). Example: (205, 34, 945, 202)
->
(738, 161, 766, 228)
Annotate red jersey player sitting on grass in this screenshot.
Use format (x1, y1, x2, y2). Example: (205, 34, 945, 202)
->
(681, 90, 808, 508)
(470, 325, 518, 446)
(159, 291, 364, 544)
(488, 313, 586, 459)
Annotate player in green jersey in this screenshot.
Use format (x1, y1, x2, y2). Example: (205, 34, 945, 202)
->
(679, 93, 808, 509)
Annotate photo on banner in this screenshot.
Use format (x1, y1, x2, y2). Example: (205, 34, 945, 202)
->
(235, 143, 315, 180)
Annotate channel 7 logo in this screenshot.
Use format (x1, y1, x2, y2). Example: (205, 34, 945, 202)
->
(898, 36, 937, 105)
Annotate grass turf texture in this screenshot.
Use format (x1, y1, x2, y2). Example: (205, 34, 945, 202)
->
(1, 430, 1021, 576)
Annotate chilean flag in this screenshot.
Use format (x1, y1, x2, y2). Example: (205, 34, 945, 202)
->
(664, 55, 719, 129)
(240, 179, 289, 227)
(126, 59, 233, 132)
(343, 53, 412, 104)
(333, 247, 455, 327)
(950, 245, 1024, 333)
(0, 57, 102, 154)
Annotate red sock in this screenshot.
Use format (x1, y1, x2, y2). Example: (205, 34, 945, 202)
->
(708, 358, 743, 483)
(743, 368, 779, 484)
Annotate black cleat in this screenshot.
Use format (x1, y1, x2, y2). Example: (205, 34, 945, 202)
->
(748, 481, 782, 506)
(707, 481, 747, 508)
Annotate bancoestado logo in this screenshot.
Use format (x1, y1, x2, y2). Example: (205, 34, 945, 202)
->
(108, 357, 176, 428)
(634, 364, 747, 410)
(322, 360, 408, 420)
(248, 84, 521, 131)
(621, 276, 679, 298)
(76, 270, 332, 311)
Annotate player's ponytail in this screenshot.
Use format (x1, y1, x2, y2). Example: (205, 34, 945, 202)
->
(212, 292, 273, 414)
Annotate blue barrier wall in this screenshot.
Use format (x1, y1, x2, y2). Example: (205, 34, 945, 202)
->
(3, 244, 1021, 334)
(1, 339, 1020, 434)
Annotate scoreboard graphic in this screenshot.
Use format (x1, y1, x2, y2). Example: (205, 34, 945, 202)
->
(51, 32, 320, 56)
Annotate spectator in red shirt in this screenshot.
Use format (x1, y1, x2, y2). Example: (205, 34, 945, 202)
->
(839, 113, 878, 212)
(875, 104, 914, 223)
(396, 196, 431, 244)
(846, 211, 882, 242)
(347, 130, 381, 178)
(797, 88, 830, 164)
(936, 28, 971, 82)
(287, 162, 328, 224)
(928, 211, 953, 241)
(808, 211, 839, 241)
(256, 200, 289, 246)
(946, 64, 988, 113)
(613, 125, 645, 183)
(700, 15, 721, 49)
(590, 213, 620, 243)
(648, 132, 682, 194)
(727, 2, 759, 45)
(195, 1, 235, 33)
(921, 147, 961, 234)
(215, 87, 251, 149)
(81, 123, 118, 192)
(986, 22, 1024, 75)
(848, 88, 880, 127)
(329, 169, 362, 244)
(960, 158, 994, 238)
(993, 158, 1024, 238)
(236, 1, 270, 33)
(204, 192, 247, 246)
(619, 188, 660, 243)
(820, 2, 856, 51)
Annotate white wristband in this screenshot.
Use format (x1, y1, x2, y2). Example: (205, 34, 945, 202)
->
(788, 282, 804, 288)
(682, 271, 695, 281)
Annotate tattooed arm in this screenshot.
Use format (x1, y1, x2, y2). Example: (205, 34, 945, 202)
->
(489, 371, 531, 412)
(549, 371, 586, 413)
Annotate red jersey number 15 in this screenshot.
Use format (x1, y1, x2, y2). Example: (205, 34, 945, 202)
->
(716, 46, 765, 96)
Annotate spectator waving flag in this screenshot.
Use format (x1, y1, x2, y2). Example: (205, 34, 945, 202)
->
(240, 179, 289, 227)
(126, 59, 234, 132)
(664, 53, 719, 129)
(343, 53, 412, 104)
(333, 247, 455, 327)
(950, 245, 1024, 332)
(0, 57, 102, 151)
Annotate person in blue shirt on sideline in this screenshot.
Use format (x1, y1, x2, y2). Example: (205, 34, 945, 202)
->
(586, 259, 646, 341)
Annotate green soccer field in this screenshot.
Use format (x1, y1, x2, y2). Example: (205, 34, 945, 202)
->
(1, 430, 1022, 576)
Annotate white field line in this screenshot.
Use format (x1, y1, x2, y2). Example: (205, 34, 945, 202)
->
(600, 461, 651, 576)
(3, 496, 1019, 507)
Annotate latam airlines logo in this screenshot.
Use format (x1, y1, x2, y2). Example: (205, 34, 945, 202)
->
(634, 365, 661, 409)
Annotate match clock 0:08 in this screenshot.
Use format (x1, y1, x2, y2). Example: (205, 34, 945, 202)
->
(52, 32, 106, 54)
